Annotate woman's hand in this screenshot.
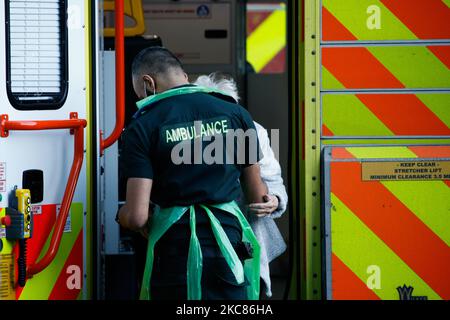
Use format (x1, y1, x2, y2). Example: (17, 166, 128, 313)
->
(248, 194, 279, 217)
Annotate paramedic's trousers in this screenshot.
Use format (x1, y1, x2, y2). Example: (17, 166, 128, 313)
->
(150, 241, 249, 300)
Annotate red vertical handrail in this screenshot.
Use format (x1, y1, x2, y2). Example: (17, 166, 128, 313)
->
(100, 0, 125, 155)
(0, 113, 87, 277)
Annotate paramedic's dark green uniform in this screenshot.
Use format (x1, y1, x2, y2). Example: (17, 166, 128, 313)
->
(120, 85, 262, 300)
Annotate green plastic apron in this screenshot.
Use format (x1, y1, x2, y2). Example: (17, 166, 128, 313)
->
(139, 201, 260, 300)
(133, 85, 237, 119)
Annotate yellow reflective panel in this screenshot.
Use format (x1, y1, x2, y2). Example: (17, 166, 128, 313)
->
(247, 3, 286, 73)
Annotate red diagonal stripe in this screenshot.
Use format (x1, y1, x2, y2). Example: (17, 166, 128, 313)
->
(322, 9, 405, 89)
(331, 147, 355, 160)
(26, 205, 57, 267)
(322, 124, 334, 137)
(409, 146, 450, 158)
(261, 47, 286, 73)
(332, 253, 380, 300)
(322, 7, 357, 41)
(48, 230, 83, 300)
(323, 47, 405, 89)
(321, 9, 450, 137)
(410, 146, 450, 188)
(247, 11, 272, 35)
(427, 46, 450, 70)
(331, 161, 450, 299)
(356, 94, 450, 136)
(17, 204, 57, 299)
(380, 0, 450, 40)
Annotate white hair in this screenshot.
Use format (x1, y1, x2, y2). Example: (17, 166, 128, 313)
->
(194, 73, 240, 103)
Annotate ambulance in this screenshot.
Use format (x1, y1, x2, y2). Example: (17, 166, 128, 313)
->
(0, 0, 448, 300)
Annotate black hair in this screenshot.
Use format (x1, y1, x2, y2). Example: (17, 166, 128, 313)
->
(131, 46, 184, 79)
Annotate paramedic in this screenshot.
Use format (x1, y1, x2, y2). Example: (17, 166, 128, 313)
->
(116, 47, 267, 300)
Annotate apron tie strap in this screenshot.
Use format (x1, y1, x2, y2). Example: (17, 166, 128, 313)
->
(200, 205, 245, 285)
(140, 201, 260, 300)
(187, 205, 202, 300)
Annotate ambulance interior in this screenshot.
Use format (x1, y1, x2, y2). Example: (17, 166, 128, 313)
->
(99, 0, 290, 299)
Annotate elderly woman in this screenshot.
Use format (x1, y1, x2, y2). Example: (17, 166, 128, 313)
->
(194, 73, 288, 298)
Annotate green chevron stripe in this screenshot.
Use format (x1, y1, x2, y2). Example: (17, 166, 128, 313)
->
(416, 93, 450, 128)
(345, 146, 418, 159)
(382, 180, 450, 246)
(322, 93, 450, 137)
(322, 67, 345, 89)
(330, 193, 441, 300)
(368, 46, 450, 89)
(322, 94, 393, 136)
(322, 0, 417, 41)
(323, 139, 450, 146)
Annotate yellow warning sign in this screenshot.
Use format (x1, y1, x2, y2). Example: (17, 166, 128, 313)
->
(0, 254, 15, 300)
(362, 161, 450, 181)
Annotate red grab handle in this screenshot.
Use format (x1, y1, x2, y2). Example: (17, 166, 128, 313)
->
(100, 0, 125, 155)
(0, 113, 87, 277)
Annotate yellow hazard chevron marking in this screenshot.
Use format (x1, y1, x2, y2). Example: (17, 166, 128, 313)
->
(323, 0, 450, 41)
(322, 46, 450, 90)
(333, 146, 450, 252)
(345, 146, 417, 159)
(247, 6, 286, 72)
(331, 193, 442, 300)
(324, 139, 450, 147)
(323, 0, 417, 41)
(416, 93, 450, 126)
(19, 203, 83, 300)
(322, 92, 450, 137)
(367, 46, 450, 89)
(322, 94, 394, 136)
(382, 181, 450, 246)
(322, 67, 345, 89)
